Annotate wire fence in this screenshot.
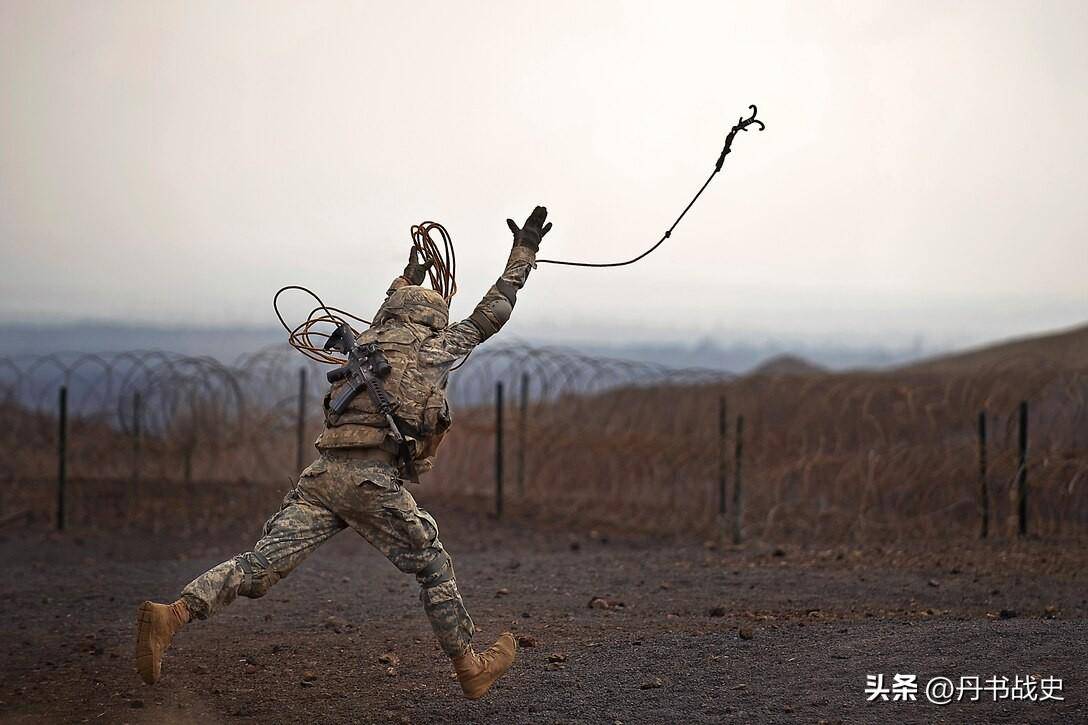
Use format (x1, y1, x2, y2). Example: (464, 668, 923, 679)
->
(1, 345, 1085, 541)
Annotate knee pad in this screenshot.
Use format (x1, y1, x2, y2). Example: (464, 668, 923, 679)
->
(416, 551, 454, 589)
(234, 551, 275, 598)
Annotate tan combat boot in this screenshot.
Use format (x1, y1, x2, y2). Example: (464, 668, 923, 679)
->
(135, 600, 190, 684)
(451, 632, 517, 699)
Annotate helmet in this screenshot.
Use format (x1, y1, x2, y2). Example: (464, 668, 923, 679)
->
(375, 285, 449, 330)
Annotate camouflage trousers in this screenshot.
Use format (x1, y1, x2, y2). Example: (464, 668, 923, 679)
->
(179, 451, 475, 658)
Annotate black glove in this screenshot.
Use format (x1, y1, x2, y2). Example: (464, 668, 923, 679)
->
(403, 247, 431, 285)
(506, 205, 552, 252)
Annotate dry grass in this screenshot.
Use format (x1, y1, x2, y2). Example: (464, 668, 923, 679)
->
(431, 364, 1088, 541)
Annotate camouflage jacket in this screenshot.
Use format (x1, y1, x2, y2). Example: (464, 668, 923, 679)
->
(314, 244, 536, 478)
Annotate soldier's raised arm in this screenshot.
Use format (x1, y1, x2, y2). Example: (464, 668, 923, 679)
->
(423, 206, 552, 363)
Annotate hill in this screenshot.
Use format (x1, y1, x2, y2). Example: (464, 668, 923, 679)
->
(749, 354, 825, 377)
(900, 322, 1088, 375)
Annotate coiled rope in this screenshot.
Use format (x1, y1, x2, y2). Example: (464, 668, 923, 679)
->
(274, 222, 458, 365)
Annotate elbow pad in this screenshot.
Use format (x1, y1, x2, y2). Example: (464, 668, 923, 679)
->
(468, 280, 517, 340)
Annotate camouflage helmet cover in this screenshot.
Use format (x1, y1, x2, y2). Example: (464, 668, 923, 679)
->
(375, 285, 449, 330)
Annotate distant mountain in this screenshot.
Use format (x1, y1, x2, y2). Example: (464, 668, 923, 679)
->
(0, 322, 284, 362)
(0, 321, 942, 372)
(570, 337, 929, 373)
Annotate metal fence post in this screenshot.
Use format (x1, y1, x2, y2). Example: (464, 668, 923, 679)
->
(517, 372, 528, 496)
(495, 381, 504, 518)
(718, 396, 728, 517)
(57, 386, 68, 532)
(1018, 400, 1028, 537)
(732, 413, 744, 545)
(296, 366, 308, 473)
(978, 410, 988, 539)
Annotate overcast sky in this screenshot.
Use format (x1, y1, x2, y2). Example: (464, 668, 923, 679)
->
(2, 0, 1086, 349)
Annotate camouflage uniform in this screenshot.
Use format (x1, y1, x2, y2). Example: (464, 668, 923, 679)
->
(179, 242, 537, 658)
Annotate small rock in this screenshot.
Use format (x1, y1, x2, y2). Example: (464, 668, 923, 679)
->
(547, 653, 568, 663)
(589, 597, 610, 610)
(738, 627, 754, 640)
(385, 667, 397, 677)
(324, 615, 349, 632)
(378, 652, 401, 667)
(194, 664, 210, 675)
(516, 634, 538, 648)
(999, 609, 1017, 619)
(1044, 605, 1059, 618)
(300, 680, 316, 688)
(708, 606, 727, 618)
(772, 547, 786, 558)
(302, 671, 318, 683)
(545, 662, 565, 671)
(927, 579, 940, 588)
(244, 663, 259, 675)
(495, 588, 510, 598)
(639, 677, 664, 690)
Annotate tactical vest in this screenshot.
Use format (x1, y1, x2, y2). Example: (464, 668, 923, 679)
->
(314, 320, 452, 474)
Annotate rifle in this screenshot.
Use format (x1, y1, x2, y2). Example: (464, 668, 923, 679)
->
(323, 323, 417, 479)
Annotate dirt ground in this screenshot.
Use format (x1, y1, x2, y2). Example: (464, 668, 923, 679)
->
(0, 499, 1085, 724)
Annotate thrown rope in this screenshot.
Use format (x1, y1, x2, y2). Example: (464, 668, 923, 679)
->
(274, 105, 764, 362)
(536, 104, 765, 268)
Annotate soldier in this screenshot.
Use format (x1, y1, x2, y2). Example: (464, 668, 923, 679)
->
(135, 206, 553, 699)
